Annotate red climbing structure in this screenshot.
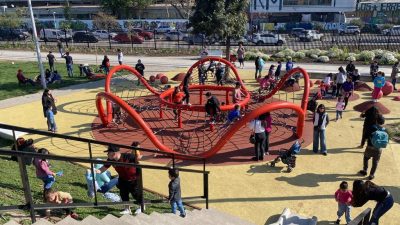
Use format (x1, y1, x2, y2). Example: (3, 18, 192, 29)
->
(95, 57, 310, 160)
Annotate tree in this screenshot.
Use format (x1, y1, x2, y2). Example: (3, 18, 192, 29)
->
(166, 0, 194, 19)
(100, 0, 152, 19)
(189, 0, 248, 60)
(0, 12, 23, 29)
(63, 2, 72, 21)
(92, 12, 120, 30)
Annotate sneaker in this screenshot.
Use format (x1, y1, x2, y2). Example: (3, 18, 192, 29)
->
(134, 206, 145, 215)
(335, 219, 340, 224)
(358, 170, 367, 176)
(180, 213, 186, 218)
(322, 152, 328, 156)
(368, 175, 375, 180)
(187, 103, 192, 106)
(120, 209, 132, 215)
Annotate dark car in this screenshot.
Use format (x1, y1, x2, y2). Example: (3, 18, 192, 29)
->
(73, 31, 98, 43)
(182, 34, 216, 45)
(361, 23, 382, 34)
(0, 28, 28, 41)
(113, 33, 144, 44)
(290, 28, 305, 38)
(132, 28, 153, 40)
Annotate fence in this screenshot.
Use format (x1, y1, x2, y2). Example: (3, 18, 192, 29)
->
(0, 123, 209, 223)
(348, 208, 372, 225)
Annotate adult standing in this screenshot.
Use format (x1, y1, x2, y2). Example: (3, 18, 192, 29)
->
(313, 104, 329, 155)
(341, 76, 354, 110)
(358, 114, 386, 180)
(352, 180, 394, 225)
(370, 61, 379, 81)
(57, 40, 63, 57)
(346, 60, 356, 74)
(359, 106, 380, 148)
(237, 43, 245, 69)
(335, 66, 347, 97)
(391, 62, 399, 90)
(204, 92, 220, 124)
(254, 56, 264, 80)
(97, 146, 143, 215)
(248, 114, 266, 161)
(47, 51, 56, 72)
(101, 55, 110, 75)
(182, 72, 192, 105)
(41, 89, 57, 131)
(62, 52, 74, 77)
(117, 49, 123, 65)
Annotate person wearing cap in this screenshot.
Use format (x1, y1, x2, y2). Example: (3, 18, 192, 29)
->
(97, 145, 143, 215)
(204, 92, 220, 124)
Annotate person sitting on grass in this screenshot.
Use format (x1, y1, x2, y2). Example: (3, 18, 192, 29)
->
(49, 70, 62, 84)
(17, 69, 35, 86)
(44, 188, 79, 219)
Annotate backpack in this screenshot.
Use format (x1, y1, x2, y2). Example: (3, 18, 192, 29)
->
(371, 126, 389, 149)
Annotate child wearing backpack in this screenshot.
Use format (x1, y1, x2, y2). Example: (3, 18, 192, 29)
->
(358, 114, 388, 180)
(334, 181, 353, 224)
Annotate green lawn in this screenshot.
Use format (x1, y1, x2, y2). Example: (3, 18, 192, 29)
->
(0, 138, 172, 224)
(0, 60, 94, 101)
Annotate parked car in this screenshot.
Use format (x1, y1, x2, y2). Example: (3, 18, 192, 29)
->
(0, 28, 29, 41)
(39, 29, 72, 42)
(113, 33, 144, 44)
(290, 28, 305, 38)
(131, 28, 153, 40)
(182, 34, 216, 45)
(156, 25, 175, 34)
(339, 26, 360, 35)
(92, 30, 117, 39)
(383, 25, 400, 36)
(164, 31, 189, 41)
(252, 33, 286, 46)
(73, 31, 98, 43)
(298, 30, 324, 41)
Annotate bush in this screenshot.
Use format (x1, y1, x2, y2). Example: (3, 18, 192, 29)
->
(244, 51, 257, 61)
(317, 56, 330, 63)
(358, 50, 375, 62)
(310, 54, 319, 60)
(294, 51, 306, 59)
(273, 51, 285, 58)
(306, 49, 322, 57)
(346, 56, 356, 62)
(379, 52, 398, 64)
(280, 48, 296, 58)
(373, 49, 385, 58)
(328, 47, 344, 58)
(350, 19, 364, 28)
(319, 50, 328, 56)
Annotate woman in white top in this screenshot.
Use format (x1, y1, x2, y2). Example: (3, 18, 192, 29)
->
(249, 114, 266, 161)
(335, 66, 347, 97)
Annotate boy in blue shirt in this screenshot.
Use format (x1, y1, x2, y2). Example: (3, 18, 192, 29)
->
(223, 104, 242, 127)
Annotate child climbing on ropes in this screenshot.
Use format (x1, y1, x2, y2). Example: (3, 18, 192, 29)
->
(215, 63, 224, 86)
(335, 95, 345, 121)
(218, 102, 227, 123)
(205, 92, 220, 124)
(223, 104, 242, 128)
(259, 74, 276, 92)
(372, 71, 386, 102)
(112, 102, 122, 124)
(232, 82, 242, 104)
(334, 181, 353, 224)
(172, 86, 185, 120)
(45, 188, 79, 219)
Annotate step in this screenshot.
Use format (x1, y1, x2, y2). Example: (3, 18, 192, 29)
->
(55, 216, 80, 225)
(148, 212, 176, 225)
(206, 208, 255, 225)
(133, 213, 153, 225)
(32, 218, 54, 225)
(101, 214, 131, 225)
(81, 215, 103, 225)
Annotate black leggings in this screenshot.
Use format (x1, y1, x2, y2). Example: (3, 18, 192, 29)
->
(118, 179, 143, 204)
(182, 87, 190, 104)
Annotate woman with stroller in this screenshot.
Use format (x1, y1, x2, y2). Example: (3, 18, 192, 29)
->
(313, 104, 329, 155)
(101, 55, 110, 75)
(248, 114, 266, 161)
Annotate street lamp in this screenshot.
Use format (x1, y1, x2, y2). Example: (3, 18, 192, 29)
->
(53, 12, 56, 29)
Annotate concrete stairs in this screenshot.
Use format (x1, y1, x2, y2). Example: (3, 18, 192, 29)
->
(4, 209, 256, 225)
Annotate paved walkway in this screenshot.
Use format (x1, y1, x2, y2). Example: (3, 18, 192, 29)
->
(0, 63, 399, 224)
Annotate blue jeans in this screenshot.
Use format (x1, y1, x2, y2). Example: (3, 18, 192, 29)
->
(370, 193, 394, 225)
(336, 110, 343, 120)
(41, 175, 55, 190)
(337, 203, 352, 223)
(66, 64, 73, 77)
(313, 128, 326, 153)
(99, 177, 118, 193)
(170, 199, 185, 216)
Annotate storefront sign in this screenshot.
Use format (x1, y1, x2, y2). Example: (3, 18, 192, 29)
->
(358, 2, 400, 12)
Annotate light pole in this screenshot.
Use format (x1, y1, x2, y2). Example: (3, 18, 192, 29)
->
(53, 12, 56, 29)
(28, 0, 46, 89)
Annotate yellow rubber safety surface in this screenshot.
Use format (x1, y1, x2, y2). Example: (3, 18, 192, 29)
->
(0, 69, 399, 225)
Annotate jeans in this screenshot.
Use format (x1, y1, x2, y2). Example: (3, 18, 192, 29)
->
(313, 128, 326, 153)
(99, 177, 119, 193)
(363, 146, 382, 176)
(336, 110, 343, 120)
(66, 64, 73, 77)
(254, 132, 266, 159)
(170, 199, 185, 216)
(41, 175, 55, 190)
(337, 203, 352, 223)
(392, 78, 397, 90)
(370, 193, 394, 225)
(255, 69, 262, 80)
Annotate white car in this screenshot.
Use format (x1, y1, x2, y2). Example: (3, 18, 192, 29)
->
(339, 26, 361, 35)
(383, 25, 400, 36)
(92, 30, 117, 39)
(156, 25, 175, 34)
(298, 30, 324, 41)
(164, 31, 188, 41)
(252, 33, 286, 46)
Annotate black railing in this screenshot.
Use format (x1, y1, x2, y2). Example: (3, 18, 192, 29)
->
(348, 208, 372, 225)
(0, 123, 209, 223)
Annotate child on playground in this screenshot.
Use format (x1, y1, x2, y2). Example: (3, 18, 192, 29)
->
(223, 104, 242, 127)
(335, 95, 345, 121)
(334, 181, 353, 224)
(172, 86, 185, 120)
(232, 82, 242, 104)
(372, 71, 386, 102)
(45, 188, 79, 219)
(112, 102, 122, 124)
(34, 148, 60, 191)
(46, 105, 57, 133)
(168, 168, 186, 218)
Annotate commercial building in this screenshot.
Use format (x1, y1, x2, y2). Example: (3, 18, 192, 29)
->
(357, 0, 400, 24)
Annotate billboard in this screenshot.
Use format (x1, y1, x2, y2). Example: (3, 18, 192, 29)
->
(250, 0, 356, 13)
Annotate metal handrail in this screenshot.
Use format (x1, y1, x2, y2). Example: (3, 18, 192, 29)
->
(0, 149, 210, 223)
(348, 208, 372, 225)
(0, 123, 204, 161)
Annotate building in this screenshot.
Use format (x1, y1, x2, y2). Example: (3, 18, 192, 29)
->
(357, 0, 400, 24)
(250, 0, 357, 25)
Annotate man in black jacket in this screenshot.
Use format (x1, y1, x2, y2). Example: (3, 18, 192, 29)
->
(205, 92, 220, 124)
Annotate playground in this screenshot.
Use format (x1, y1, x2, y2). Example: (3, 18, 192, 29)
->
(0, 56, 399, 224)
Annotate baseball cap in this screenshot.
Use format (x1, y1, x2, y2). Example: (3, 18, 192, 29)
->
(104, 145, 120, 153)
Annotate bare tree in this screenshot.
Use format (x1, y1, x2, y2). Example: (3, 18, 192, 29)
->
(166, 0, 194, 19)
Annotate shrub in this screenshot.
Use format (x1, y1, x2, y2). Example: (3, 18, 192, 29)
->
(310, 54, 319, 60)
(373, 49, 385, 58)
(379, 52, 398, 64)
(273, 51, 285, 58)
(317, 56, 330, 63)
(319, 50, 328, 56)
(294, 51, 306, 59)
(350, 18, 364, 28)
(328, 47, 344, 58)
(358, 50, 375, 62)
(244, 51, 257, 61)
(280, 48, 296, 58)
(346, 56, 356, 62)
(307, 49, 322, 57)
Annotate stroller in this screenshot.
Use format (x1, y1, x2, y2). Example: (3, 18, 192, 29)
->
(270, 139, 303, 172)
